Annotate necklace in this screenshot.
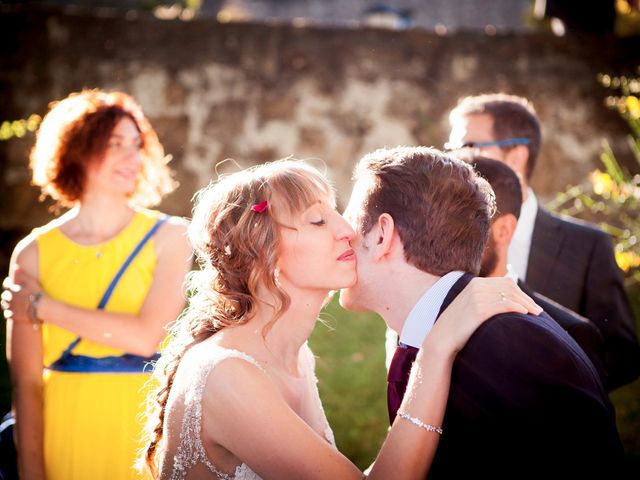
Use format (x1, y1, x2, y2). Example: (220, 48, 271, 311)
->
(71, 246, 105, 264)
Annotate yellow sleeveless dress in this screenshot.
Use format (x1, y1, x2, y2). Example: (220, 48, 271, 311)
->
(36, 209, 163, 480)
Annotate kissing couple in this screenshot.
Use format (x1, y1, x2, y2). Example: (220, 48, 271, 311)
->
(141, 146, 622, 479)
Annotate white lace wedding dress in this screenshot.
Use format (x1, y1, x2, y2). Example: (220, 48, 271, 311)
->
(158, 342, 336, 479)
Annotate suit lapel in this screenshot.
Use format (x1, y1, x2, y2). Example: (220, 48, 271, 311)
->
(436, 273, 474, 319)
(526, 207, 565, 286)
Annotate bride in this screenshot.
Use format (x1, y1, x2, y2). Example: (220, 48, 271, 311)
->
(140, 159, 537, 479)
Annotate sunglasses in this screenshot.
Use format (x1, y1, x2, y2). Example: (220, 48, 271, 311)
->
(444, 137, 530, 153)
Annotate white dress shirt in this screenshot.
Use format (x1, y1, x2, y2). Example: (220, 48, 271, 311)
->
(508, 188, 538, 282)
(399, 271, 465, 348)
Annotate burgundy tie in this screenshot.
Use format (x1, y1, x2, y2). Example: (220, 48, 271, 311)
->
(387, 343, 419, 424)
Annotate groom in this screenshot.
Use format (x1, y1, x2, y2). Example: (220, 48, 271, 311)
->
(340, 146, 623, 479)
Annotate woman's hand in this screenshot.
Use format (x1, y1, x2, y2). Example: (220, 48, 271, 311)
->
(426, 277, 542, 356)
(1, 269, 42, 325)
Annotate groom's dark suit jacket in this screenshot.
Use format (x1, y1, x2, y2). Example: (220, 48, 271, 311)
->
(526, 207, 640, 389)
(388, 274, 623, 479)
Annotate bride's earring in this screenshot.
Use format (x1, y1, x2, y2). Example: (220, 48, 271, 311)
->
(274, 267, 282, 288)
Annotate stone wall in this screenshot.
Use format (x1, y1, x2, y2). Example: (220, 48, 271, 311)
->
(205, 0, 533, 31)
(1, 5, 639, 270)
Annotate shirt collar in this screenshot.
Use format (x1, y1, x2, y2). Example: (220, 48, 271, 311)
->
(508, 188, 538, 280)
(520, 188, 538, 230)
(399, 271, 465, 348)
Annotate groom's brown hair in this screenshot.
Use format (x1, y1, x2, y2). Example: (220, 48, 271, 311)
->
(353, 146, 495, 276)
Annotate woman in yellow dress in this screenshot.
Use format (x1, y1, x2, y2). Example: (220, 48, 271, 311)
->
(1, 90, 192, 479)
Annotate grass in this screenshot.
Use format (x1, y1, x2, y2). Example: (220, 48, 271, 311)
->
(611, 287, 640, 471)
(309, 293, 388, 469)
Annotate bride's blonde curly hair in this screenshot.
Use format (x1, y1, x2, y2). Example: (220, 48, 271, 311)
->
(140, 159, 333, 477)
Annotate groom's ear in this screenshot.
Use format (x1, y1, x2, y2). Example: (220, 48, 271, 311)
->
(372, 213, 397, 262)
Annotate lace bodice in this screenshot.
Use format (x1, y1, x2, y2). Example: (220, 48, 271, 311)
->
(160, 343, 334, 479)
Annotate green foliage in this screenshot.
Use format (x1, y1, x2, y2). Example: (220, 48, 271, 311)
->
(616, 0, 640, 36)
(610, 287, 640, 465)
(549, 68, 640, 464)
(0, 114, 41, 141)
(548, 68, 640, 287)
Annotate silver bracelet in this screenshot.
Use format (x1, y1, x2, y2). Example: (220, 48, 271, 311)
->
(397, 411, 443, 435)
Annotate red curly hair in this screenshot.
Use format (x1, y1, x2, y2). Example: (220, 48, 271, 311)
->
(30, 89, 176, 208)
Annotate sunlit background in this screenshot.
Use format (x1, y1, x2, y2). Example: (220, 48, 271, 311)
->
(1, 0, 639, 470)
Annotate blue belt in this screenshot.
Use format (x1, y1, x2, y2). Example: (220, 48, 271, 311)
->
(46, 352, 160, 373)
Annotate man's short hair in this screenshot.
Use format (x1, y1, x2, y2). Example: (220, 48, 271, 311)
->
(449, 93, 541, 180)
(354, 146, 495, 276)
(471, 156, 523, 221)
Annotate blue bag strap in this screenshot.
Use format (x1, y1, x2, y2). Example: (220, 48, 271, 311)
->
(98, 216, 167, 309)
(57, 215, 168, 359)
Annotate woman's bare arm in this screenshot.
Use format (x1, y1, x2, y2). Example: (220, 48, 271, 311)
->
(4, 219, 192, 356)
(5, 236, 45, 479)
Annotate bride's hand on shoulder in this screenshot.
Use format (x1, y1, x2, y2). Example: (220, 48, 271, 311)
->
(426, 277, 542, 356)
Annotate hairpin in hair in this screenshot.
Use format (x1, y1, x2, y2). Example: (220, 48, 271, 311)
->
(251, 200, 269, 213)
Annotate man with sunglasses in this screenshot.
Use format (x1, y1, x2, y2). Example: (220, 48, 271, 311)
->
(446, 93, 640, 390)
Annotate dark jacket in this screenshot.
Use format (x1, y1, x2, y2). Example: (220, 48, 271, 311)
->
(526, 207, 640, 389)
(517, 279, 608, 386)
(388, 274, 624, 479)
